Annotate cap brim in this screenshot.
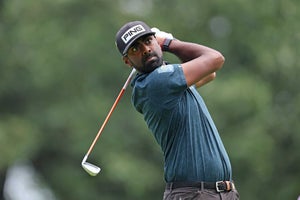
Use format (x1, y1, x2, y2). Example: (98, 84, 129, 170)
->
(122, 32, 155, 55)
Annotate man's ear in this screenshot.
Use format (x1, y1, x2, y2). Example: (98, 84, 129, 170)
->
(123, 56, 132, 67)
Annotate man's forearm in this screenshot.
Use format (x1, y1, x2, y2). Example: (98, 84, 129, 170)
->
(167, 39, 220, 63)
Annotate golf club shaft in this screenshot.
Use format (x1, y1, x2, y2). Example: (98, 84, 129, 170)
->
(86, 68, 136, 156)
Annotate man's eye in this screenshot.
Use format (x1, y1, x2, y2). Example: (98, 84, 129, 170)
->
(132, 47, 138, 52)
(145, 38, 152, 44)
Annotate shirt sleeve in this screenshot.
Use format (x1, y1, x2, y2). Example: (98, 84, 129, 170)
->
(146, 64, 187, 109)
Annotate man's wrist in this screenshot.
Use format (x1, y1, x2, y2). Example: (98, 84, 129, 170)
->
(162, 38, 174, 51)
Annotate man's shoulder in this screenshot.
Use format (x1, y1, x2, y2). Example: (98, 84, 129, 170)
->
(133, 64, 184, 88)
(157, 64, 176, 74)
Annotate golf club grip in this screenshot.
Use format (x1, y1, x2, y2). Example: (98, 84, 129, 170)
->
(86, 68, 136, 156)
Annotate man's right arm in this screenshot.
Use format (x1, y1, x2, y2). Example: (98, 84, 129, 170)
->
(167, 39, 225, 87)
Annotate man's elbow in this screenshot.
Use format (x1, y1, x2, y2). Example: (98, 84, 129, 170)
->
(212, 52, 225, 71)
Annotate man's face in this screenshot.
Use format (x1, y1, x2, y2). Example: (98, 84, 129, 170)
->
(123, 35, 163, 73)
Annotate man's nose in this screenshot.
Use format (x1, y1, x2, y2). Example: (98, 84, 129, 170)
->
(142, 44, 151, 55)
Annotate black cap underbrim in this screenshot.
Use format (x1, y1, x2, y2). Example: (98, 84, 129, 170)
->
(122, 32, 155, 55)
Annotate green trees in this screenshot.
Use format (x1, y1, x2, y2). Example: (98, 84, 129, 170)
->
(1, 0, 299, 199)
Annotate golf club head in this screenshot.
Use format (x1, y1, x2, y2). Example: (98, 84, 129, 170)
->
(81, 155, 101, 176)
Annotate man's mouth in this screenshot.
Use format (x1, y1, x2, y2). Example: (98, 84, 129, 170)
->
(143, 54, 157, 63)
(146, 55, 156, 62)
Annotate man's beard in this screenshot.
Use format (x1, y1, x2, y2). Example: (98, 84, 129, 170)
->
(140, 52, 163, 73)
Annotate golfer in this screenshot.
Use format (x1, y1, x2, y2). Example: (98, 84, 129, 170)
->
(115, 21, 240, 200)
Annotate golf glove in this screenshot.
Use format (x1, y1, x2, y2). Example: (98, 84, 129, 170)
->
(151, 27, 174, 40)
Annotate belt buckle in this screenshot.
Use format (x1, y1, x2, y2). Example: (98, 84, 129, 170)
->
(216, 181, 225, 192)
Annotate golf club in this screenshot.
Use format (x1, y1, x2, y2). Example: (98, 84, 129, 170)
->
(81, 68, 136, 176)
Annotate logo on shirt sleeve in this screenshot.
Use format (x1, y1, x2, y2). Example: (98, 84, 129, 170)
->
(157, 65, 174, 73)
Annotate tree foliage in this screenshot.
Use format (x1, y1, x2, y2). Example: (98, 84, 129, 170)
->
(0, 0, 299, 199)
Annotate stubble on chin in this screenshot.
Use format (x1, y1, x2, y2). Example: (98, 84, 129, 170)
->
(142, 57, 163, 73)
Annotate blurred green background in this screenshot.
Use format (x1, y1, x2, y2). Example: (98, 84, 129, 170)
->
(0, 0, 299, 199)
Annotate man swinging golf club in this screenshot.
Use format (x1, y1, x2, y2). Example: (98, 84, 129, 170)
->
(115, 21, 240, 200)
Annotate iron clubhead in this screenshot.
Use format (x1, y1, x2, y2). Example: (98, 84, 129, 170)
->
(81, 155, 101, 176)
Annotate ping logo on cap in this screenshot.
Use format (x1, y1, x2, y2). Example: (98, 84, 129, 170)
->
(121, 25, 145, 44)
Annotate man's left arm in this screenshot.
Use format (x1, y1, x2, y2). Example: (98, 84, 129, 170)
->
(152, 28, 222, 88)
(195, 72, 216, 88)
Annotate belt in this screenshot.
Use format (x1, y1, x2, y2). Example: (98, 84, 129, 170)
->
(166, 181, 235, 192)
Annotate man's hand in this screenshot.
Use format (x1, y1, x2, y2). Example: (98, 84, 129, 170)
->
(151, 27, 174, 49)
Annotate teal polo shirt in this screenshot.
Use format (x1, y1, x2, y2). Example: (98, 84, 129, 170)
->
(131, 64, 232, 182)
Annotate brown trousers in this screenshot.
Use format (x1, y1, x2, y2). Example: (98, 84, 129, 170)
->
(163, 187, 240, 200)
